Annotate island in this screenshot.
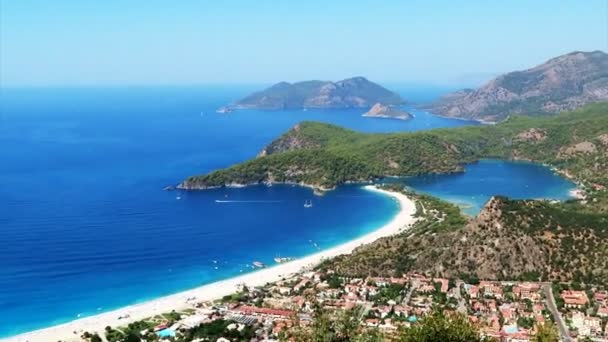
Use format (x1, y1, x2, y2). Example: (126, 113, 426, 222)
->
(362, 102, 413, 120)
(221, 76, 404, 111)
(428, 50, 608, 123)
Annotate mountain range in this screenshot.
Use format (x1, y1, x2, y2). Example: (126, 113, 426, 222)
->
(428, 50, 608, 122)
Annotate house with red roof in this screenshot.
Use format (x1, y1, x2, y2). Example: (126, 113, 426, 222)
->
(561, 290, 589, 308)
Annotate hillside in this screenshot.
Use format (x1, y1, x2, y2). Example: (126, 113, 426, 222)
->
(428, 51, 608, 122)
(323, 189, 608, 285)
(231, 77, 404, 110)
(179, 103, 608, 209)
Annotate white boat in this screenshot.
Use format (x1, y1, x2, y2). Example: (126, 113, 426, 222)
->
(252, 261, 266, 268)
(304, 200, 313, 208)
(216, 106, 234, 114)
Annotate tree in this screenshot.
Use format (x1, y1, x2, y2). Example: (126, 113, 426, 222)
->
(287, 306, 379, 342)
(398, 310, 490, 342)
(91, 334, 102, 342)
(531, 322, 559, 342)
(123, 333, 141, 342)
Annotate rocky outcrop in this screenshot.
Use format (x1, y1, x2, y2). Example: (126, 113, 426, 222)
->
(560, 141, 597, 157)
(258, 124, 321, 156)
(362, 103, 412, 120)
(514, 128, 547, 143)
(233, 77, 404, 110)
(429, 51, 608, 122)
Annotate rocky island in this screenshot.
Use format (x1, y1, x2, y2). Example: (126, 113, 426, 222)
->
(362, 102, 413, 120)
(223, 76, 404, 111)
(428, 50, 608, 122)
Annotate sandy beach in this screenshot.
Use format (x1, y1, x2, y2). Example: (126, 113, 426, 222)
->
(3, 186, 416, 342)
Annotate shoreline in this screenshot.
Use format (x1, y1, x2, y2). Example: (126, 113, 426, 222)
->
(2, 185, 417, 342)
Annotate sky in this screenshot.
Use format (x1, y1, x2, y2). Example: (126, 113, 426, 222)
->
(1, 0, 606, 87)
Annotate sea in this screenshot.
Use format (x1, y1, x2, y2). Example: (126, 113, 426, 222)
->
(0, 85, 575, 337)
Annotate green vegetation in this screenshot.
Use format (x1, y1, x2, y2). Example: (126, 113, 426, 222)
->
(236, 77, 403, 110)
(184, 319, 256, 341)
(497, 197, 608, 283)
(398, 311, 490, 342)
(102, 317, 256, 342)
(182, 103, 608, 210)
(286, 308, 558, 341)
(318, 190, 468, 278)
(324, 188, 608, 284)
(286, 306, 384, 342)
(531, 322, 560, 342)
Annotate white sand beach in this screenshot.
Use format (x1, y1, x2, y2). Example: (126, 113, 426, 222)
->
(3, 186, 416, 342)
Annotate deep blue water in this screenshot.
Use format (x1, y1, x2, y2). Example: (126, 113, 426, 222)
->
(0, 86, 573, 337)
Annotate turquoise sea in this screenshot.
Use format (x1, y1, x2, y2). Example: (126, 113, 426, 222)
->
(0, 85, 575, 337)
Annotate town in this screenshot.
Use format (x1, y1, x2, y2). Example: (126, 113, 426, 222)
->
(84, 270, 608, 342)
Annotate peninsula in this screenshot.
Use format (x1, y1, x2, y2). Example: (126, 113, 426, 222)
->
(224, 77, 404, 110)
(179, 103, 608, 205)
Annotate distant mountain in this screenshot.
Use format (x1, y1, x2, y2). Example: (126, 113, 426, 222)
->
(362, 103, 412, 120)
(428, 51, 608, 122)
(232, 77, 404, 110)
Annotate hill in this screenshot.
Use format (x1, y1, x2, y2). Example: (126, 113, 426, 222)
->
(428, 51, 608, 122)
(323, 189, 608, 285)
(232, 77, 404, 110)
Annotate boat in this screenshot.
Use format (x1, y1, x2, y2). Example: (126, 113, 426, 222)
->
(304, 200, 313, 208)
(216, 106, 234, 114)
(274, 257, 295, 264)
(252, 261, 266, 268)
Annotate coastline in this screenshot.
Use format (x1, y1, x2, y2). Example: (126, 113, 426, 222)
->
(3, 185, 416, 342)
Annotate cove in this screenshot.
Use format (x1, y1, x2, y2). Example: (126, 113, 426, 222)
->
(401, 159, 577, 215)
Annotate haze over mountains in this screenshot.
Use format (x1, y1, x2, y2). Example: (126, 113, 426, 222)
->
(429, 50, 608, 122)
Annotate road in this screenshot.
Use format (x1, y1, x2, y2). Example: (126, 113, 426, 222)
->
(542, 283, 573, 342)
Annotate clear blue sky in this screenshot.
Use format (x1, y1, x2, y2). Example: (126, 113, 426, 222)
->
(1, 0, 606, 86)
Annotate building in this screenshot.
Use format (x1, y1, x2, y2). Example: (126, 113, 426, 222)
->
(560, 290, 589, 309)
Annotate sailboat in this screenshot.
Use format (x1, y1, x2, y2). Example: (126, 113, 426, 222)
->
(304, 200, 313, 208)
